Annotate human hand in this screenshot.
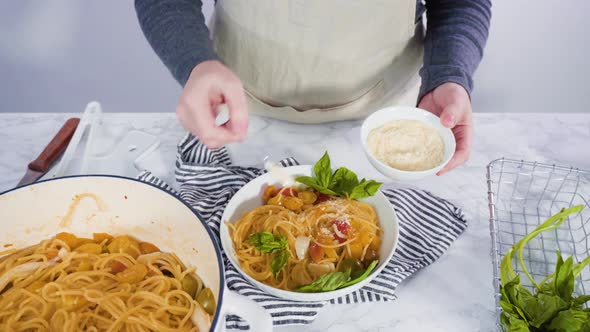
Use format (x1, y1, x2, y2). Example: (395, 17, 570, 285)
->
(176, 60, 249, 149)
(418, 82, 473, 175)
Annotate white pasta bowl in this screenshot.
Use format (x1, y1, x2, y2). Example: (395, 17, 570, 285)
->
(360, 106, 456, 181)
(220, 165, 399, 302)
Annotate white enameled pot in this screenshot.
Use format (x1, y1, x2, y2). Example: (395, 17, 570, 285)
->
(0, 176, 272, 332)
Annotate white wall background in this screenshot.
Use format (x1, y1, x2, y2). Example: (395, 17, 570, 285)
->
(0, 1, 588, 114)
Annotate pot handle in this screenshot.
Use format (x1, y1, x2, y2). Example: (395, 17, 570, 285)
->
(216, 286, 273, 332)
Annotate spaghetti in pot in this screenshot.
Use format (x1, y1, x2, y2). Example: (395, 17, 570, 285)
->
(227, 186, 382, 291)
(0, 233, 215, 332)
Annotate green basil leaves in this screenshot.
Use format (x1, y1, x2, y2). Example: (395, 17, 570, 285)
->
(499, 205, 590, 331)
(296, 152, 382, 200)
(249, 231, 290, 278)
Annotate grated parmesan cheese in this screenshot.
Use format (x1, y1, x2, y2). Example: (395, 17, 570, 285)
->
(320, 227, 332, 236)
(367, 119, 444, 171)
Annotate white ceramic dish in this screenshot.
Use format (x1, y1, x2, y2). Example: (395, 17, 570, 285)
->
(220, 165, 399, 302)
(360, 106, 456, 181)
(0, 176, 272, 332)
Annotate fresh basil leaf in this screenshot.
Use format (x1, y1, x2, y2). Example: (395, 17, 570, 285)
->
(554, 256, 575, 302)
(279, 235, 288, 248)
(504, 314, 531, 332)
(295, 176, 320, 190)
(295, 176, 337, 195)
(520, 292, 567, 328)
(500, 299, 517, 315)
(547, 308, 589, 332)
(500, 276, 532, 323)
(314, 152, 332, 188)
(249, 231, 275, 248)
(500, 298, 529, 326)
(296, 271, 350, 292)
(271, 250, 290, 278)
(501, 307, 532, 332)
(250, 231, 290, 278)
(572, 295, 590, 307)
(248, 232, 263, 248)
(573, 256, 590, 278)
(249, 231, 283, 253)
(537, 255, 558, 295)
(501, 255, 521, 300)
(500, 279, 520, 316)
(341, 260, 378, 288)
(260, 231, 275, 245)
(350, 269, 364, 280)
(330, 167, 359, 196)
(260, 242, 284, 254)
(349, 179, 382, 200)
(500, 312, 511, 328)
(315, 187, 338, 196)
(537, 282, 556, 296)
(364, 180, 382, 195)
(554, 251, 565, 283)
(296, 152, 382, 200)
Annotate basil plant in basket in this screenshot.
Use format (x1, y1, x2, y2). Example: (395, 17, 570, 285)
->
(499, 205, 590, 332)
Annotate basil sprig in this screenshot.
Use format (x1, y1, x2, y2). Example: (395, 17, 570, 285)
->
(296, 152, 382, 200)
(249, 231, 290, 278)
(296, 260, 378, 293)
(499, 205, 590, 331)
(296, 271, 350, 293)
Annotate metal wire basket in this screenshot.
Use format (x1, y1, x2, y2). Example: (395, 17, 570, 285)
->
(487, 158, 590, 330)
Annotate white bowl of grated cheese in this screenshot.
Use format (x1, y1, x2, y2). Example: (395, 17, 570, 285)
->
(361, 106, 456, 181)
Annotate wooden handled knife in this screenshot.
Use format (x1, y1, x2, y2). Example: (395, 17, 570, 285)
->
(17, 118, 81, 187)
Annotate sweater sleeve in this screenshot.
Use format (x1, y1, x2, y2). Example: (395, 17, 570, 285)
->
(135, 0, 218, 86)
(419, 0, 492, 100)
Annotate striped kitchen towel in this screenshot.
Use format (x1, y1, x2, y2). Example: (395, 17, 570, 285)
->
(139, 134, 468, 330)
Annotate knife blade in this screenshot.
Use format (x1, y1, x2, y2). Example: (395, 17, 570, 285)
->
(17, 118, 81, 187)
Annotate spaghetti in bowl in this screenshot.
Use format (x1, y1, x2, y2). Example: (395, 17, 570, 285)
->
(220, 164, 399, 302)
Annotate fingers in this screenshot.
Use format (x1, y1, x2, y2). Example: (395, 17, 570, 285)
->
(196, 103, 241, 149)
(223, 81, 249, 138)
(437, 124, 473, 175)
(437, 147, 469, 176)
(439, 103, 462, 128)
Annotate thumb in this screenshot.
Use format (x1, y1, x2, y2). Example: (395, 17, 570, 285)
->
(439, 104, 462, 128)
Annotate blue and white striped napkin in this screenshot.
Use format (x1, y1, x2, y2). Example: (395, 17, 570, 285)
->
(139, 134, 468, 330)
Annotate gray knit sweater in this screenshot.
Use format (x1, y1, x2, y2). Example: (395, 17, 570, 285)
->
(135, 0, 491, 100)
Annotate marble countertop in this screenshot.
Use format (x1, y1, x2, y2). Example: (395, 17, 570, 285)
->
(1, 112, 589, 332)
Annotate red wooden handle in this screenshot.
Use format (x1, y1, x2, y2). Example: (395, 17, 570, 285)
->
(28, 118, 80, 172)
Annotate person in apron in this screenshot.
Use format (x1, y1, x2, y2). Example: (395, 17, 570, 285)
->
(136, 0, 491, 175)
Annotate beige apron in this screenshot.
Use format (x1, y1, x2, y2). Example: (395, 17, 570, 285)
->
(212, 0, 424, 123)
